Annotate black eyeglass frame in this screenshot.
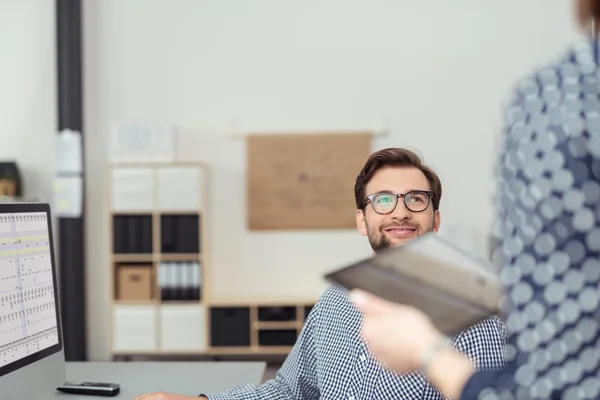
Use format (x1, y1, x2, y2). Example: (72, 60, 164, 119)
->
(362, 190, 435, 214)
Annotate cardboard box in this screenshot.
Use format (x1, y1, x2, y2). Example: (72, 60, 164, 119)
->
(117, 264, 153, 301)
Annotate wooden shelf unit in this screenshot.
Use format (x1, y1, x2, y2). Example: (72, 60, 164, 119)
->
(205, 300, 315, 356)
(107, 162, 316, 359)
(108, 162, 210, 356)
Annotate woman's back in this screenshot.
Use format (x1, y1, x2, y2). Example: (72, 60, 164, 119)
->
(477, 38, 600, 399)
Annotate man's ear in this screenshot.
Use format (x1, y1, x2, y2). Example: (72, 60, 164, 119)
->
(433, 210, 441, 232)
(356, 209, 368, 236)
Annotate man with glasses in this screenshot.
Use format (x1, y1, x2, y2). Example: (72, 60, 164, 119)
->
(136, 148, 506, 400)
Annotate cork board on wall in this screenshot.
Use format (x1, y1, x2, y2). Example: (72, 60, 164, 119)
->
(247, 132, 372, 230)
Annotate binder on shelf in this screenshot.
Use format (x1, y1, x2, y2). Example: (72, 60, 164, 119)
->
(158, 262, 201, 302)
(170, 262, 179, 301)
(195, 262, 202, 301)
(158, 263, 169, 301)
(113, 215, 153, 254)
(184, 262, 196, 300)
(160, 215, 200, 254)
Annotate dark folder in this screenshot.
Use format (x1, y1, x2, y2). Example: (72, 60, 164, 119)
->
(324, 233, 503, 336)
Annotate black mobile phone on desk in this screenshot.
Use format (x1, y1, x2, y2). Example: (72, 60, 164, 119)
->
(56, 381, 120, 397)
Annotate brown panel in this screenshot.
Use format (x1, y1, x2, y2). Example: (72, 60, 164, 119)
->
(247, 132, 372, 230)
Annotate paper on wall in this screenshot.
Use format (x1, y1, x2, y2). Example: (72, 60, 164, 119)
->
(53, 176, 82, 217)
(55, 129, 83, 173)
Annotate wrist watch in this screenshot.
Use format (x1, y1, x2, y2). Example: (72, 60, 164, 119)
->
(418, 336, 452, 376)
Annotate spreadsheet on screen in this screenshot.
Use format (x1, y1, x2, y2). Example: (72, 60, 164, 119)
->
(0, 212, 59, 367)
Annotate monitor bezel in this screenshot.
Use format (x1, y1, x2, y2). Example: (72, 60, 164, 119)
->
(0, 202, 64, 379)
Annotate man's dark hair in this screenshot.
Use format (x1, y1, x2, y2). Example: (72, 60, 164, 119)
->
(354, 147, 442, 211)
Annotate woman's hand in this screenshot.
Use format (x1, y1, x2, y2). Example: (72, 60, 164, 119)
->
(351, 289, 476, 398)
(351, 289, 445, 374)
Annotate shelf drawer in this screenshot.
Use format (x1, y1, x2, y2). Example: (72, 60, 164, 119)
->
(159, 305, 206, 351)
(112, 305, 157, 352)
(258, 306, 296, 322)
(110, 167, 154, 211)
(258, 329, 298, 346)
(157, 167, 202, 211)
(210, 307, 250, 347)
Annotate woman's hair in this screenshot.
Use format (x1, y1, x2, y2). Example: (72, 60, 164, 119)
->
(577, 0, 600, 30)
(593, 0, 600, 18)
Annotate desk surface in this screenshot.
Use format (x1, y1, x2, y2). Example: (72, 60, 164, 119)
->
(41, 361, 266, 399)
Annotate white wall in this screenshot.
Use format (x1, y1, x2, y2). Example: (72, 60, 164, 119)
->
(82, 0, 582, 360)
(0, 1, 56, 203)
(1, 1, 580, 360)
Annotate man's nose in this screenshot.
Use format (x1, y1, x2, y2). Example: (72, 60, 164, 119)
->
(391, 198, 412, 219)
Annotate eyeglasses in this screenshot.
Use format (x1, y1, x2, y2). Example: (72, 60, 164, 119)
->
(363, 190, 433, 214)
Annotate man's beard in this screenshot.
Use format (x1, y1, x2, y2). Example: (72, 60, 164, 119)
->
(368, 234, 393, 254)
(367, 220, 435, 254)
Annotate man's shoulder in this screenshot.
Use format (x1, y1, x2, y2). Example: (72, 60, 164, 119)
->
(314, 285, 351, 306)
(452, 316, 507, 369)
(455, 316, 507, 343)
(310, 285, 362, 325)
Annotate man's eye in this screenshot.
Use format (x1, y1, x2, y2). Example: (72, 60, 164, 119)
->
(407, 196, 424, 203)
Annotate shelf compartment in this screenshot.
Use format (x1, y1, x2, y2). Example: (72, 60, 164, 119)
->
(160, 214, 200, 254)
(158, 262, 201, 302)
(110, 167, 154, 212)
(258, 306, 296, 322)
(159, 304, 206, 352)
(210, 307, 250, 347)
(112, 305, 157, 352)
(157, 167, 202, 211)
(258, 329, 298, 347)
(113, 215, 153, 254)
(115, 262, 154, 301)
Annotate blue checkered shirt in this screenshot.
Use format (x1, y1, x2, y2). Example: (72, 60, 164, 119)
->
(202, 285, 507, 399)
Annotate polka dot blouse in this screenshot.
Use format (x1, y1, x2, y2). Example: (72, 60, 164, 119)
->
(460, 39, 600, 399)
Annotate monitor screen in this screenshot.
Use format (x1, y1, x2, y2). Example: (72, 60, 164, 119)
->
(0, 207, 62, 377)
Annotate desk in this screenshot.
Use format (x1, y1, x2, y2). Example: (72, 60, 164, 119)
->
(42, 361, 266, 399)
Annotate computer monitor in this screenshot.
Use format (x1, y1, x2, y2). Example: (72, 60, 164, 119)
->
(0, 203, 65, 400)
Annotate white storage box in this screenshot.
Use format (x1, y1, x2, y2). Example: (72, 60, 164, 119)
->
(112, 305, 157, 352)
(110, 167, 155, 211)
(156, 167, 202, 211)
(159, 304, 206, 352)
